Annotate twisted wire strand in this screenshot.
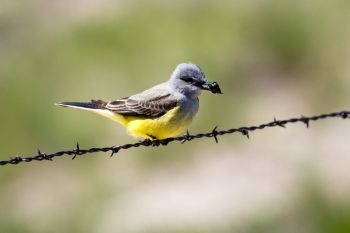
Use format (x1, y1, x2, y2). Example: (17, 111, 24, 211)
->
(1, 110, 349, 166)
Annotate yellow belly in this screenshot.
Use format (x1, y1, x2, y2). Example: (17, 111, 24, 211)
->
(102, 106, 193, 139)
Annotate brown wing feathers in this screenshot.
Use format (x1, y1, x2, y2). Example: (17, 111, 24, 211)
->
(106, 94, 178, 118)
(59, 94, 178, 118)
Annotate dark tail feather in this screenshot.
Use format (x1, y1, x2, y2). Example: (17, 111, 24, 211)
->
(56, 100, 107, 110)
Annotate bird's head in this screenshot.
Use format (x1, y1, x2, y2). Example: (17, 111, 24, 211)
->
(169, 63, 222, 97)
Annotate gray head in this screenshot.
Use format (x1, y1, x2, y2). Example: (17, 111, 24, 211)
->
(168, 63, 222, 97)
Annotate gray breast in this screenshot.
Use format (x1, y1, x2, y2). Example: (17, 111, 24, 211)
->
(178, 96, 199, 119)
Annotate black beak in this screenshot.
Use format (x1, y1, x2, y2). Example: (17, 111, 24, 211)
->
(200, 81, 223, 94)
(181, 76, 223, 94)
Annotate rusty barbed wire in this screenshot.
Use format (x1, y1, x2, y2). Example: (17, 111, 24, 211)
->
(0, 110, 349, 166)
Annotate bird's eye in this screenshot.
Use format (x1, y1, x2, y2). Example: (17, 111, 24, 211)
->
(180, 76, 195, 83)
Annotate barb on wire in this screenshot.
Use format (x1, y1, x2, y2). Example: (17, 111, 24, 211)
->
(1, 110, 349, 166)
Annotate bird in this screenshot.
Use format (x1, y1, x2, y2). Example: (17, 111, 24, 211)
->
(56, 63, 222, 140)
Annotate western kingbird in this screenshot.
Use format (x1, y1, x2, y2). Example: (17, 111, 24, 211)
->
(56, 63, 222, 139)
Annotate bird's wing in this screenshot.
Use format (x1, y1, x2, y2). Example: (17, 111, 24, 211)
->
(106, 87, 178, 118)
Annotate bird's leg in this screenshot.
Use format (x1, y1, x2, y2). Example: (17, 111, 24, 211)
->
(142, 134, 163, 146)
(140, 134, 158, 144)
(147, 134, 158, 140)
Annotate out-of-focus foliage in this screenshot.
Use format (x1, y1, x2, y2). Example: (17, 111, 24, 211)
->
(1, 1, 350, 233)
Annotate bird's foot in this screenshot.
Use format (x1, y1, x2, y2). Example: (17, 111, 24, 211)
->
(147, 134, 158, 140)
(140, 135, 161, 146)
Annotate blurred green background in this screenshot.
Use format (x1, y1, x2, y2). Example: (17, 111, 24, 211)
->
(1, 0, 350, 232)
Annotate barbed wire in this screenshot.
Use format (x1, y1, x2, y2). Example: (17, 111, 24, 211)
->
(1, 110, 349, 166)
